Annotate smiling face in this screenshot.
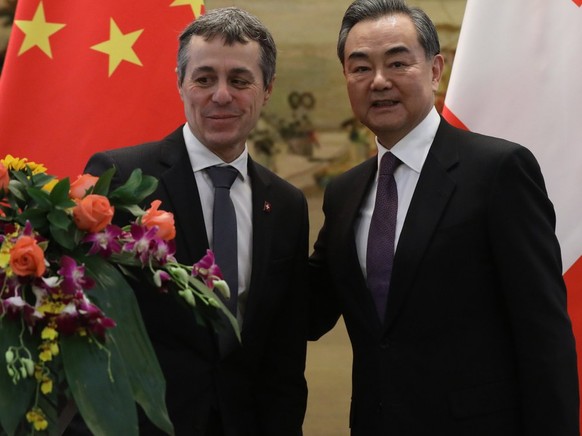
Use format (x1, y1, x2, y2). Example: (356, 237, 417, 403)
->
(178, 35, 273, 162)
(343, 14, 443, 149)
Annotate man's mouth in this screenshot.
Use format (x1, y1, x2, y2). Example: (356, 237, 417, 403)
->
(371, 100, 398, 107)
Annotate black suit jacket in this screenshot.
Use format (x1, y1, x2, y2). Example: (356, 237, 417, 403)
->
(309, 119, 579, 435)
(85, 127, 308, 436)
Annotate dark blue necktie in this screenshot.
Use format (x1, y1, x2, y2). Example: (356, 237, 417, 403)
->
(366, 152, 400, 321)
(206, 165, 239, 316)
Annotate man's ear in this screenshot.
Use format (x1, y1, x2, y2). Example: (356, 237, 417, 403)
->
(431, 54, 445, 92)
(263, 76, 275, 105)
(176, 68, 184, 100)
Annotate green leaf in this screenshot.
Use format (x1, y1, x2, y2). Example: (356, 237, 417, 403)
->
(189, 277, 241, 343)
(49, 224, 77, 250)
(10, 170, 32, 186)
(0, 319, 38, 436)
(115, 204, 146, 218)
(91, 167, 115, 197)
(7, 179, 27, 202)
(29, 173, 54, 190)
(25, 187, 52, 209)
(82, 256, 174, 435)
(17, 208, 49, 231)
(49, 178, 74, 208)
(110, 169, 158, 206)
(61, 334, 138, 436)
(47, 209, 72, 231)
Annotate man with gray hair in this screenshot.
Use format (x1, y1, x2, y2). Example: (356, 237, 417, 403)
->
(309, 0, 579, 434)
(84, 7, 308, 436)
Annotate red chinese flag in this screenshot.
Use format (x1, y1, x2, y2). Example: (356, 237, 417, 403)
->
(444, 0, 582, 424)
(0, 0, 205, 178)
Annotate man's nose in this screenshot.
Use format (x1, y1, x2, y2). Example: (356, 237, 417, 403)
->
(371, 69, 392, 90)
(212, 81, 233, 104)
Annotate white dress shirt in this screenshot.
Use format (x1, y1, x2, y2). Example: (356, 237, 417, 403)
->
(355, 107, 441, 277)
(182, 124, 253, 308)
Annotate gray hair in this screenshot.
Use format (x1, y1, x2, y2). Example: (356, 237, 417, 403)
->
(337, 0, 440, 65)
(177, 7, 277, 89)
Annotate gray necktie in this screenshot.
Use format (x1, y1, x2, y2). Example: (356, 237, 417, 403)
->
(206, 165, 239, 316)
(366, 152, 400, 321)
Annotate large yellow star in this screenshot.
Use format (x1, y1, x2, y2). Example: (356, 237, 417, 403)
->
(91, 18, 144, 77)
(170, 0, 205, 18)
(14, 1, 66, 58)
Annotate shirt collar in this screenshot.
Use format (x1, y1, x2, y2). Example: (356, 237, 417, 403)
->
(375, 107, 440, 174)
(182, 123, 249, 180)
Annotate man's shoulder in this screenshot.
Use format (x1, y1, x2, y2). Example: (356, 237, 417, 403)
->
(250, 158, 306, 199)
(85, 127, 185, 177)
(94, 127, 184, 161)
(437, 119, 523, 155)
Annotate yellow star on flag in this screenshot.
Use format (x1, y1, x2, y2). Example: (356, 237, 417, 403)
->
(14, 1, 66, 58)
(91, 18, 144, 77)
(170, 0, 205, 17)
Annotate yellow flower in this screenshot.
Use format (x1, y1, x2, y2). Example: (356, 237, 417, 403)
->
(37, 301, 66, 315)
(42, 178, 59, 193)
(39, 349, 53, 362)
(25, 408, 48, 431)
(1, 154, 47, 174)
(41, 377, 53, 394)
(41, 326, 58, 340)
(49, 341, 60, 356)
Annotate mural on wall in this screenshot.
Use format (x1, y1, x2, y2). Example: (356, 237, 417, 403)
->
(0, 0, 464, 192)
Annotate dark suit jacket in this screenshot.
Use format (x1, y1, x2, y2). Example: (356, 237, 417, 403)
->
(309, 119, 579, 436)
(85, 127, 308, 436)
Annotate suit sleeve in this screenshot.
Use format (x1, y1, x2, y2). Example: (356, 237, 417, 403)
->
(488, 146, 579, 435)
(307, 184, 343, 341)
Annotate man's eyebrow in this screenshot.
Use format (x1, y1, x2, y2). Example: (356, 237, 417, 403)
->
(191, 65, 215, 75)
(347, 45, 411, 62)
(385, 45, 410, 56)
(230, 67, 254, 76)
(347, 50, 370, 62)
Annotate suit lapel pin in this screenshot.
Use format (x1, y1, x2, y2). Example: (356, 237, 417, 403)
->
(263, 201, 272, 213)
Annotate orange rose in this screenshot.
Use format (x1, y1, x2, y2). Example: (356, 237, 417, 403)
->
(0, 162, 9, 193)
(10, 236, 46, 277)
(69, 174, 99, 200)
(142, 200, 176, 240)
(72, 194, 114, 233)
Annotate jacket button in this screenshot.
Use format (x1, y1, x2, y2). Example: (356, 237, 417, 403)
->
(380, 341, 390, 350)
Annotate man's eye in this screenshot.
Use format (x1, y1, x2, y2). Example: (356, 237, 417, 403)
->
(231, 79, 250, 88)
(194, 77, 211, 85)
(352, 66, 370, 73)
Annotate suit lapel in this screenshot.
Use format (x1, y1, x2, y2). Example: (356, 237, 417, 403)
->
(158, 129, 209, 264)
(383, 121, 459, 333)
(239, 158, 273, 329)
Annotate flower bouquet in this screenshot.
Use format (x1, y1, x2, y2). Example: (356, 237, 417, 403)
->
(0, 155, 238, 436)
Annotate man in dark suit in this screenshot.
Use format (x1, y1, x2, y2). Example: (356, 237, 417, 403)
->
(308, 1, 579, 435)
(84, 7, 308, 436)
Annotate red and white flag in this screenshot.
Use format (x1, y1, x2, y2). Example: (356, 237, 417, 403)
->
(0, 0, 205, 178)
(444, 0, 582, 417)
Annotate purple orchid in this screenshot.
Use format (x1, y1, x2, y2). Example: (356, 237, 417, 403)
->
(124, 223, 161, 264)
(82, 225, 123, 257)
(192, 249, 223, 289)
(57, 256, 95, 295)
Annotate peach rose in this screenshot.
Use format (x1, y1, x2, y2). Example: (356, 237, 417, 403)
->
(69, 174, 99, 200)
(72, 194, 114, 233)
(142, 200, 176, 240)
(0, 162, 9, 193)
(10, 236, 46, 277)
